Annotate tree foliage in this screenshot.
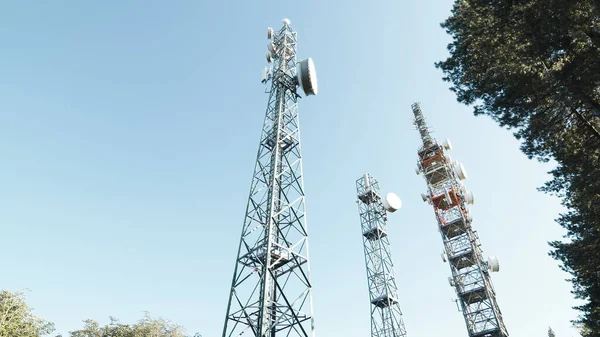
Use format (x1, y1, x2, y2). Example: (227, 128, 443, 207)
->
(436, 0, 600, 334)
(0, 290, 55, 337)
(67, 313, 198, 337)
(0, 291, 200, 337)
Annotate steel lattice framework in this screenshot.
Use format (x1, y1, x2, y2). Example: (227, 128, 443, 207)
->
(411, 103, 508, 337)
(356, 174, 408, 337)
(221, 21, 314, 337)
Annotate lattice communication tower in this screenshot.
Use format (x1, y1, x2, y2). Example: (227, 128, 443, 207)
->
(221, 19, 318, 337)
(411, 103, 508, 337)
(356, 173, 408, 337)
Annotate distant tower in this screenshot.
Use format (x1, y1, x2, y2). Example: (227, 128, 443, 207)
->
(356, 173, 408, 337)
(411, 103, 508, 337)
(221, 19, 318, 337)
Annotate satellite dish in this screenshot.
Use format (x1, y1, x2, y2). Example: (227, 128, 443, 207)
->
(448, 276, 455, 286)
(453, 162, 467, 180)
(443, 138, 452, 151)
(466, 213, 473, 223)
(266, 51, 273, 63)
(267, 27, 274, 39)
(421, 193, 429, 202)
(415, 166, 421, 175)
(297, 58, 318, 96)
(488, 256, 500, 272)
(458, 181, 467, 196)
(268, 42, 276, 53)
(382, 192, 402, 213)
(461, 163, 468, 180)
(465, 191, 475, 205)
(441, 253, 447, 262)
(282, 18, 291, 25)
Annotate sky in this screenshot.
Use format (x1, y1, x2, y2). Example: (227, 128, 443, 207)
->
(0, 1, 581, 337)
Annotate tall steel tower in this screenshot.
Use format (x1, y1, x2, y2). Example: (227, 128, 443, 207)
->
(411, 103, 508, 337)
(355, 173, 408, 337)
(221, 19, 318, 337)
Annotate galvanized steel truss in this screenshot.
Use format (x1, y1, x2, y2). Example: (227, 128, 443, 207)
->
(412, 103, 508, 337)
(356, 174, 408, 337)
(222, 22, 314, 337)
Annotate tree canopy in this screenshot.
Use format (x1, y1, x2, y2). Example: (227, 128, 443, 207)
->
(0, 290, 55, 337)
(0, 290, 200, 337)
(67, 313, 199, 337)
(437, 0, 600, 334)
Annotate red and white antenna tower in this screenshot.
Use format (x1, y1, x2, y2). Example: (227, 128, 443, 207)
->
(412, 103, 508, 337)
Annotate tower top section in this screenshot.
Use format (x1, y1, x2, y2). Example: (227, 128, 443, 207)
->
(411, 102, 434, 148)
(263, 19, 318, 96)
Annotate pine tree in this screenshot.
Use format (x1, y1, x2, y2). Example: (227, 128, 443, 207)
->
(436, 0, 600, 334)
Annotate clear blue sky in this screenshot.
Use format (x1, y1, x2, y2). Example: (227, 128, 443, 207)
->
(0, 1, 580, 336)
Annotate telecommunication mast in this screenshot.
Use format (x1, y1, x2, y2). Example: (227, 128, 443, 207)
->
(221, 19, 318, 337)
(411, 103, 508, 337)
(356, 173, 408, 337)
